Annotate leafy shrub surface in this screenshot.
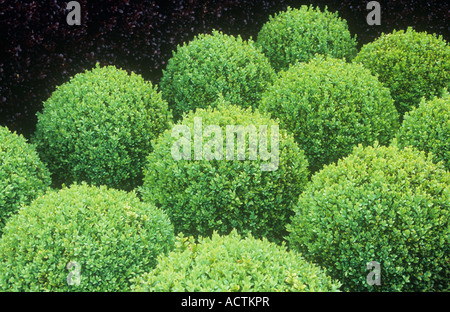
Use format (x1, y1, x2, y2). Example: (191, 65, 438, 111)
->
(256, 5, 358, 72)
(0, 125, 51, 234)
(132, 230, 341, 292)
(259, 55, 399, 174)
(0, 183, 175, 292)
(2, 1, 448, 138)
(396, 91, 450, 171)
(287, 143, 450, 291)
(159, 30, 276, 120)
(140, 100, 309, 244)
(32, 64, 172, 191)
(353, 27, 450, 119)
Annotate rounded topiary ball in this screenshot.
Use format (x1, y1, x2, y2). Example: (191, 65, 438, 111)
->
(0, 126, 51, 234)
(353, 27, 450, 119)
(0, 182, 175, 291)
(259, 55, 399, 174)
(32, 64, 172, 191)
(396, 90, 450, 171)
(256, 5, 357, 72)
(132, 230, 341, 292)
(287, 143, 450, 292)
(159, 29, 276, 121)
(140, 99, 309, 244)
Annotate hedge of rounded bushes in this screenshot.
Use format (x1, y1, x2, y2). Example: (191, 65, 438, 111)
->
(3, 1, 448, 139)
(159, 30, 276, 121)
(140, 99, 309, 244)
(259, 55, 399, 174)
(0, 125, 51, 234)
(396, 90, 450, 171)
(32, 64, 172, 191)
(353, 27, 450, 120)
(0, 183, 175, 292)
(2, 5, 449, 293)
(287, 143, 450, 292)
(256, 5, 357, 72)
(132, 230, 341, 292)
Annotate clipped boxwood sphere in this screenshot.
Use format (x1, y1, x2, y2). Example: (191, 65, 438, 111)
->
(353, 27, 450, 119)
(287, 143, 450, 291)
(132, 230, 341, 292)
(140, 99, 309, 244)
(0, 126, 51, 234)
(159, 30, 276, 121)
(256, 5, 357, 72)
(0, 182, 175, 291)
(259, 55, 399, 174)
(32, 64, 172, 191)
(396, 91, 450, 171)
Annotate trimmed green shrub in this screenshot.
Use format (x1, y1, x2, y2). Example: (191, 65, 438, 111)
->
(396, 90, 450, 171)
(256, 5, 357, 72)
(0, 125, 51, 234)
(140, 99, 309, 244)
(287, 142, 450, 292)
(132, 230, 341, 292)
(32, 64, 172, 191)
(159, 30, 276, 121)
(353, 27, 450, 119)
(0, 182, 175, 292)
(259, 55, 399, 174)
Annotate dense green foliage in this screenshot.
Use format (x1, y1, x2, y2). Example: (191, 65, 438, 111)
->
(353, 27, 450, 119)
(132, 230, 341, 292)
(32, 64, 172, 191)
(3, 5, 449, 293)
(159, 30, 276, 120)
(0, 126, 51, 234)
(256, 5, 357, 72)
(396, 91, 450, 171)
(287, 143, 450, 291)
(140, 100, 309, 244)
(259, 55, 399, 174)
(0, 183, 175, 291)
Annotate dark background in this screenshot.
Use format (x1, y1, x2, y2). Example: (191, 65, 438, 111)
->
(1, 0, 449, 138)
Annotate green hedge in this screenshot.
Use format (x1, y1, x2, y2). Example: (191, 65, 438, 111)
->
(159, 30, 276, 120)
(287, 142, 450, 291)
(0, 183, 175, 291)
(32, 64, 172, 191)
(140, 99, 309, 244)
(396, 90, 450, 171)
(0, 125, 51, 234)
(353, 27, 450, 119)
(132, 230, 341, 292)
(259, 55, 399, 174)
(256, 5, 357, 72)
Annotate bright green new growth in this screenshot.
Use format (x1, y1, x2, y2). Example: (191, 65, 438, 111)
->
(259, 55, 399, 174)
(32, 64, 172, 191)
(287, 143, 450, 292)
(132, 230, 341, 292)
(0, 183, 175, 292)
(353, 27, 450, 120)
(140, 99, 309, 244)
(159, 30, 276, 121)
(256, 5, 357, 72)
(396, 90, 450, 171)
(0, 126, 51, 234)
